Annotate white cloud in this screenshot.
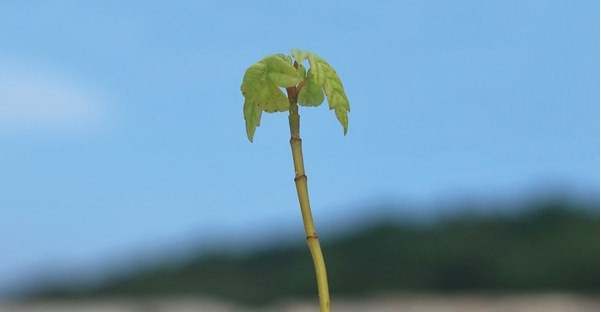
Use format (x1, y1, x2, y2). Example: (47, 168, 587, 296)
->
(0, 57, 107, 133)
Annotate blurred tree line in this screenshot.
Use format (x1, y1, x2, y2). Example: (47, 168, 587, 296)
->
(34, 200, 599, 306)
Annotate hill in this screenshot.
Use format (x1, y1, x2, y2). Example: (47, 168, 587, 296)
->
(32, 201, 599, 306)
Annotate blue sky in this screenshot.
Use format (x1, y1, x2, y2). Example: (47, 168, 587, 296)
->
(0, 1, 598, 294)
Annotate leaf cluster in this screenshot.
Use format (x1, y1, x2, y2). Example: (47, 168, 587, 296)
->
(241, 49, 350, 142)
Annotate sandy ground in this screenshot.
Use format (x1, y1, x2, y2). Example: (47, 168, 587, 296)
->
(1, 294, 598, 312)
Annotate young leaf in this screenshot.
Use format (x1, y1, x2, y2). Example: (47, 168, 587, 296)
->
(243, 97, 262, 142)
(240, 63, 267, 141)
(261, 55, 302, 87)
(290, 48, 310, 64)
(308, 53, 350, 134)
(298, 69, 324, 106)
(241, 55, 301, 141)
(255, 83, 290, 113)
(296, 63, 307, 79)
(241, 63, 267, 98)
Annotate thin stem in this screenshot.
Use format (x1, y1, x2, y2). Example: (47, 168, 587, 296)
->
(287, 87, 331, 312)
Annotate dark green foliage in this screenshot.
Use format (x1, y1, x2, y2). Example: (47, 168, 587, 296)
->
(33, 203, 599, 306)
(326, 205, 599, 295)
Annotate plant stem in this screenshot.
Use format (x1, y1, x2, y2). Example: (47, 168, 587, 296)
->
(287, 88, 331, 312)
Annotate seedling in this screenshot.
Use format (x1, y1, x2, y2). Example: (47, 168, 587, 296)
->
(241, 49, 350, 312)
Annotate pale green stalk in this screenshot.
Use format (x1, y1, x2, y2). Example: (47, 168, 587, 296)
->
(287, 89, 330, 312)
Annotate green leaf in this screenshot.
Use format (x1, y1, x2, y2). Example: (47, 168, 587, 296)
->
(255, 83, 289, 113)
(290, 48, 310, 64)
(240, 63, 267, 97)
(298, 69, 324, 106)
(243, 97, 262, 142)
(261, 55, 302, 87)
(241, 63, 268, 142)
(307, 53, 350, 134)
(241, 55, 300, 141)
(296, 63, 307, 78)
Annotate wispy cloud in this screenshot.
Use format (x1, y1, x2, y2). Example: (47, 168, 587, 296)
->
(0, 57, 108, 133)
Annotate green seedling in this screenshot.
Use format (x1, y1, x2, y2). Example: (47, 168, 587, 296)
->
(241, 49, 350, 312)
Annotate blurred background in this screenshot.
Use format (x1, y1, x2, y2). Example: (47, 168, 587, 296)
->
(0, 1, 598, 311)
